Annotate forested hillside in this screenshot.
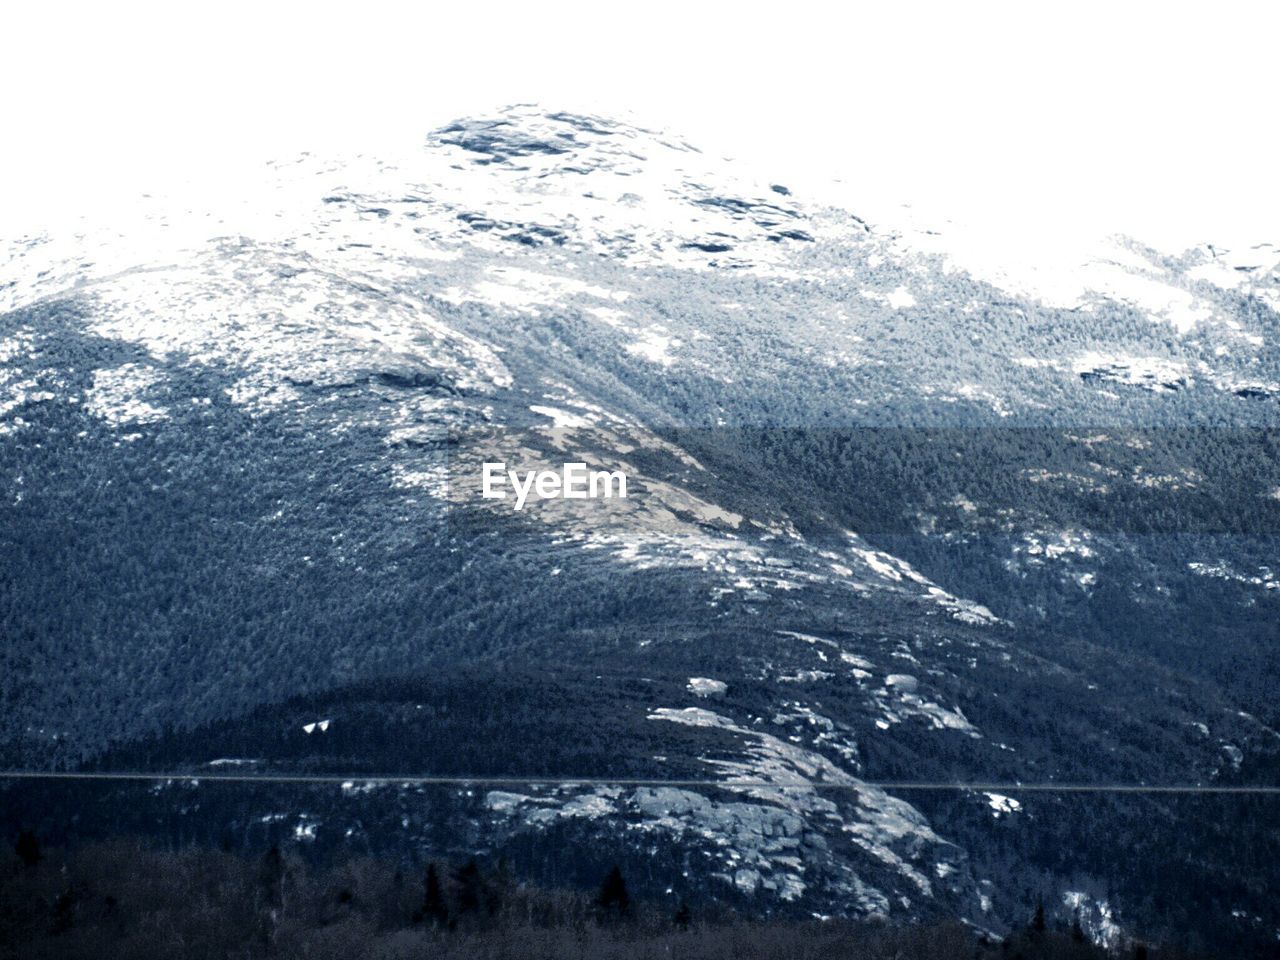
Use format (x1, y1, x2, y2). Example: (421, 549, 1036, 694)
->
(3, 107, 1278, 953)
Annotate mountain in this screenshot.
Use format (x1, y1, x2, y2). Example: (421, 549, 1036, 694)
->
(2, 106, 1278, 954)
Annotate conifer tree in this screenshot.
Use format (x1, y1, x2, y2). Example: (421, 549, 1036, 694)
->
(259, 846, 286, 911)
(14, 829, 41, 868)
(597, 865, 630, 918)
(257, 845, 288, 946)
(454, 859, 484, 917)
(421, 863, 448, 928)
(674, 901, 692, 930)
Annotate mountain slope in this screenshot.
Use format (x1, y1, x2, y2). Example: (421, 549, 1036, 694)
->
(2, 106, 1278, 953)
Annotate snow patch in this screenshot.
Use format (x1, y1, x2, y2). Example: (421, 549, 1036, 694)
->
(688, 677, 728, 698)
(85, 363, 168, 425)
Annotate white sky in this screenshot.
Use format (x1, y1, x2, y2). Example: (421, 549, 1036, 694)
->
(2, 1, 1277, 251)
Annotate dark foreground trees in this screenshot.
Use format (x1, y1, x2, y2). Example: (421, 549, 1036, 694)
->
(597, 864, 630, 918)
(0, 840, 1203, 960)
(418, 863, 448, 928)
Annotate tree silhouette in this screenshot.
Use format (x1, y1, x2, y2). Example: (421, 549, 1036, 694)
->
(453, 859, 484, 917)
(420, 863, 448, 927)
(14, 829, 41, 868)
(597, 865, 630, 918)
(674, 901, 692, 930)
(257, 844, 288, 946)
(259, 845, 286, 910)
(1032, 899, 1046, 933)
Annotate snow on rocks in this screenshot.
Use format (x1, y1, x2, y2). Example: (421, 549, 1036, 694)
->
(688, 677, 728, 698)
(647, 706, 968, 907)
(984, 793, 1022, 818)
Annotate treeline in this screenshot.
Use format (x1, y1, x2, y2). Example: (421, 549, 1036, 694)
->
(1, 836, 1188, 960)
